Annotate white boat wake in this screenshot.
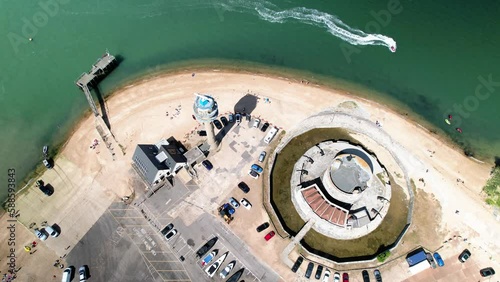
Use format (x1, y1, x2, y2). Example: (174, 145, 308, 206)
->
(219, 0, 396, 52)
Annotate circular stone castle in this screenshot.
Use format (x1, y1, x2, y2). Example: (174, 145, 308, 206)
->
(291, 141, 392, 240)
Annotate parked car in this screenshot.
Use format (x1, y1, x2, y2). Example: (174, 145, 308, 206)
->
(213, 120, 223, 130)
(43, 159, 52, 169)
(36, 180, 53, 196)
(256, 222, 270, 232)
(305, 262, 314, 278)
(426, 252, 437, 268)
(165, 229, 177, 241)
(34, 228, 48, 241)
(258, 151, 267, 163)
(458, 249, 471, 262)
(343, 272, 349, 282)
(330, 271, 338, 282)
(252, 118, 261, 128)
(315, 265, 323, 279)
(433, 252, 444, 267)
(161, 223, 174, 235)
(220, 116, 228, 126)
(251, 164, 263, 174)
(235, 113, 242, 123)
(197, 130, 207, 136)
(240, 198, 252, 209)
(362, 270, 370, 282)
(291, 256, 303, 273)
(480, 267, 495, 277)
(79, 265, 89, 282)
(264, 231, 275, 241)
(228, 113, 234, 123)
(45, 225, 59, 237)
(62, 267, 73, 282)
(246, 114, 251, 121)
(248, 169, 259, 179)
(202, 160, 213, 171)
(373, 269, 382, 282)
(260, 122, 270, 132)
(237, 182, 250, 193)
(229, 197, 240, 208)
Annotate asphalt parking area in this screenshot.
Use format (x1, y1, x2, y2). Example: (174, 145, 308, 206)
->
(67, 202, 191, 282)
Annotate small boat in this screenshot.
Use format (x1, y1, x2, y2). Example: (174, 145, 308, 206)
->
(390, 45, 396, 52)
(201, 249, 218, 267)
(205, 252, 228, 278)
(445, 119, 451, 125)
(196, 237, 218, 258)
(43, 145, 48, 156)
(220, 260, 236, 279)
(226, 268, 245, 282)
(448, 114, 453, 120)
(456, 128, 463, 133)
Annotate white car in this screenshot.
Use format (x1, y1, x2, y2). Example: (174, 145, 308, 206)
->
(45, 225, 59, 237)
(248, 170, 259, 179)
(34, 228, 48, 241)
(332, 271, 340, 282)
(165, 229, 177, 241)
(252, 118, 260, 128)
(240, 198, 252, 210)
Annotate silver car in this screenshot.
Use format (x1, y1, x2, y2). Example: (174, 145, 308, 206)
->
(258, 151, 267, 162)
(34, 228, 48, 241)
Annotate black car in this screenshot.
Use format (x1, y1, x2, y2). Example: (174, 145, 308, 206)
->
(213, 120, 223, 130)
(197, 130, 207, 136)
(256, 222, 270, 232)
(291, 256, 303, 273)
(238, 182, 250, 193)
(315, 265, 323, 279)
(35, 180, 53, 196)
(161, 223, 174, 235)
(480, 267, 495, 277)
(305, 262, 314, 278)
(362, 270, 370, 282)
(220, 116, 228, 126)
(260, 122, 270, 132)
(374, 269, 382, 282)
(202, 160, 213, 171)
(458, 249, 471, 262)
(246, 114, 251, 121)
(235, 113, 242, 123)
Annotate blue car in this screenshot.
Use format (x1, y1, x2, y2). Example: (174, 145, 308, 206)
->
(251, 164, 263, 174)
(433, 252, 444, 267)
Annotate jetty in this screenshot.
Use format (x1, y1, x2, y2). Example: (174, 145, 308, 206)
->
(76, 51, 117, 116)
(75, 51, 122, 160)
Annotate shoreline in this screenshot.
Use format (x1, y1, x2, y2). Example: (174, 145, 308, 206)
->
(5, 65, 492, 206)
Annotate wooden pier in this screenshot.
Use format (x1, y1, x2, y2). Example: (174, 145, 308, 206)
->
(76, 51, 117, 116)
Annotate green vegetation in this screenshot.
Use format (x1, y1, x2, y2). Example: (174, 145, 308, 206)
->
(302, 175, 408, 258)
(377, 250, 391, 262)
(271, 128, 409, 258)
(483, 167, 500, 207)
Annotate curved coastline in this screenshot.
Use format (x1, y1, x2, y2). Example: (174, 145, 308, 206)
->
(8, 66, 492, 204)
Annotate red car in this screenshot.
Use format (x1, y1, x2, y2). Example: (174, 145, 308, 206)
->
(343, 272, 349, 282)
(264, 231, 275, 241)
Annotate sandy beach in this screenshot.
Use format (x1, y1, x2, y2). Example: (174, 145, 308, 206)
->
(1, 70, 499, 281)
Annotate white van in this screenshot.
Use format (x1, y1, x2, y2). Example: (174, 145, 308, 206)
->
(263, 126, 279, 144)
(61, 267, 72, 282)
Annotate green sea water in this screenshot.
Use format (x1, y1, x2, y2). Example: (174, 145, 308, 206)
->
(1, 0, 499, 201)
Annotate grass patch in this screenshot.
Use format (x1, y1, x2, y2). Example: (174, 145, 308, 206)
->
(483, 167, 500, 207)
(271, 128, 354, 233)
(302, 174, 408, 258)
(377, 250, 391, 263)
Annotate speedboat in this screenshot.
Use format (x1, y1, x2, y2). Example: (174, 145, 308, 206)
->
(201, 249, 218, 267)
(226, 268, 245, 282)
(205, 252, 228, 278)
(390, 45, 396, 52)
(220, 260, 236, 279)
(196, 237, 218, 258)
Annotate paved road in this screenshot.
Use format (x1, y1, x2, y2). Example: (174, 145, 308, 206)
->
(66, 202, 190, 282)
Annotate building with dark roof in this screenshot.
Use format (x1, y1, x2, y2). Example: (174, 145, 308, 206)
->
(132, 137, 187, 187)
